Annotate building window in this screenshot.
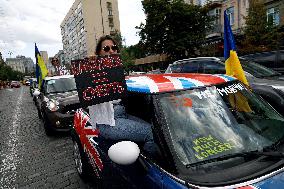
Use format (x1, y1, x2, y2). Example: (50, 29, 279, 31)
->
(226, 7, 234, 25)
(107, 2, 112, 9)
(107, 2, 113, 16)
(108, 17, 114, 27)
(267, 7, 280, 26)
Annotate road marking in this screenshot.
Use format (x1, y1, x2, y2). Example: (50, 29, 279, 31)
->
(0, 87, 23, 187)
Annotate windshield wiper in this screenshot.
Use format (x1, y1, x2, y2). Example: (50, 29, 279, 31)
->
(265, 136, 284, 150)
(186, 150, 284, 168)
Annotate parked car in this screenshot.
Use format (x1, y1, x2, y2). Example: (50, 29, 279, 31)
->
(241, 50, 284, 73)
(10, 81, 21, 88)
(25, 80, 31, 86)
(34, 75, 81, 135)
(165, 57, 284, 116)
(71, 73, 284, 189)
(29, 78, 37, 97)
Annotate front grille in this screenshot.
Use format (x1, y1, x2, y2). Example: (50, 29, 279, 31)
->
(61, 103, 82, 114)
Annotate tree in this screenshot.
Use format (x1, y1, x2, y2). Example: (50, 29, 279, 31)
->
(241, 0, 284, 54)
(111, 31, 136, 72)
(136, 0, 213, 61)
(0, 52, 4, 65)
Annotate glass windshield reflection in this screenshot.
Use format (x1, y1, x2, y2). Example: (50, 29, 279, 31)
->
(46, 77, 77, 93)
(159, 81, 284, 165)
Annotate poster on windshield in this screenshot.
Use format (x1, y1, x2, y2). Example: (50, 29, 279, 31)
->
(71, 54, 126, 107)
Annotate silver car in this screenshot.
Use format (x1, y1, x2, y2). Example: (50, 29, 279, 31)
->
(165, 57, 284, 116)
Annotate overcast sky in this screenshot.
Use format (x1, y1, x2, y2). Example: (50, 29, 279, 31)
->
(0, 0, 145, 62)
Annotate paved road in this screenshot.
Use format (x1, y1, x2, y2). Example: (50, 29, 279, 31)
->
(0, 86, 97, 189)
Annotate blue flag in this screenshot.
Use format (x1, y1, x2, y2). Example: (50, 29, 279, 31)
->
(224, 10, 249, 86)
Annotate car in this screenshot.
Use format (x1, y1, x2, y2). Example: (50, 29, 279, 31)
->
(241, 50, 284, 73)
(10, 81, 21, 88)
(34, 75, 81, 135)
(165, 57, 284, 116)
(71, 73, 284, 189)
(129, 71, 146, 75)
(25, 80, 31, 86)
(29, 78, 37, 97)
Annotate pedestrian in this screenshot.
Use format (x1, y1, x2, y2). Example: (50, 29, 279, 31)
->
(89, 35, 156, 154)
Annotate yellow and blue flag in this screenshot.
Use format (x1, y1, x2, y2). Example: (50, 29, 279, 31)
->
(224, 10, 249, 86)
(35, 44, 48, 88)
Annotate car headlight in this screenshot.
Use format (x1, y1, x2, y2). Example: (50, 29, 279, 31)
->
(47, 100, 59, 111)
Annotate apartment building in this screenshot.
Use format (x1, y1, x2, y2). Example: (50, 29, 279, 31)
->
(60, 0, 120, 64)
(264, 0, 284, 26)
(54, 50, 66, 66)
(6, 55, 34, 74)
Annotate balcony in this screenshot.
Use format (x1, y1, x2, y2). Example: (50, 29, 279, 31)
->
(206, 24, 222, 38)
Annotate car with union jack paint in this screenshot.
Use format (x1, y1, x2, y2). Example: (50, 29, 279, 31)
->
(71, 73, 284, 189)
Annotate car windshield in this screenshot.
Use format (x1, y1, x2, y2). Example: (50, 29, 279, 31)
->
(46, 77, 76, 94)
(158, 81, 284, 166)
(240, 59, 281, 78)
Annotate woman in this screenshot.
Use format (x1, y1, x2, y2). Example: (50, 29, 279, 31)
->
(89, 35, 156, 154)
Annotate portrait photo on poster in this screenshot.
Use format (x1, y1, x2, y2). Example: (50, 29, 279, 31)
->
(71, 54, 127, 107)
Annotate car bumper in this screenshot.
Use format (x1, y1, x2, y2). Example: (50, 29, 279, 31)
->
(45, 111, 74, 132)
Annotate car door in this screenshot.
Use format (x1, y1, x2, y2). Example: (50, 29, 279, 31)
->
(107, 93, 164, 189)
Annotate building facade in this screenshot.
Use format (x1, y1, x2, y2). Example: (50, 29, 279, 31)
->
(60, 0, 120, 64)
(6, 55, 34, 74)
(264, 0, 284, 26)
(54, 50, 66, 66)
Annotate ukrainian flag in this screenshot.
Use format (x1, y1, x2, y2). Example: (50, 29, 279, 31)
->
(35, 44, 48, 88)
(224, 10, 249, 86)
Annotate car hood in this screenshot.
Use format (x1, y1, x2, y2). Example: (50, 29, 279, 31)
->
(46, 91, 80, 106)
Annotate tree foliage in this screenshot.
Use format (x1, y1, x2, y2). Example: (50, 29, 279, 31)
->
(0, 52, 24, 81)
(111, 31, 136, 72)
(241, 0, 284, 54)
(136, 0, 213, 61)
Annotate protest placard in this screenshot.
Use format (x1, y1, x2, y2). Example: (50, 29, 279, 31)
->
(71, 54, 126, 107)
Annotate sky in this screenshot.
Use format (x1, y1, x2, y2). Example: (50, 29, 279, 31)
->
(0, 0, 146, 62)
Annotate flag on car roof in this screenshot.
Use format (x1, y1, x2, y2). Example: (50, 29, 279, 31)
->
(224, 10, 249, 86)
(35, 44, 48, 88)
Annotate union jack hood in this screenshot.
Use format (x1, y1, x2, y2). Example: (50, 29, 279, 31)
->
(126, 73, 236, 93)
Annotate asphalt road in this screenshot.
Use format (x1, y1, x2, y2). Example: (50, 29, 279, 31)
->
(0, 86, 97, 189)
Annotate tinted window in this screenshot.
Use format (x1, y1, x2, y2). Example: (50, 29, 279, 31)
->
(199, 60, 225, 74)
(180, 61, 199, 73)
(124, 92, 152, 123)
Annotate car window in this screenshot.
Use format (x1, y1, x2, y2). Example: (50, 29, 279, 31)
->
(157, 81, 284, 166)
(45, 77, 76, 94)
(199, 60, 225, 74)
(123, 92, 152, 123)
(181, 61, 199, 73)
(168, 64, 183, 73)
(240, 59, 281, 78)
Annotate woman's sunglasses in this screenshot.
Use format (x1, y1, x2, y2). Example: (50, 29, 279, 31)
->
(102, 45, 119, 52)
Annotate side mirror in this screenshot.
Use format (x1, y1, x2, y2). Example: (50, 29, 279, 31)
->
(33, 89, 40, 96)
(108, 141, 140, 165)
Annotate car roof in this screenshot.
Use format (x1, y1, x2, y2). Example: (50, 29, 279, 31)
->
(171, 57, 221, 65)
(44, 75, 74, 80)
(126, 73, 236, 93)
